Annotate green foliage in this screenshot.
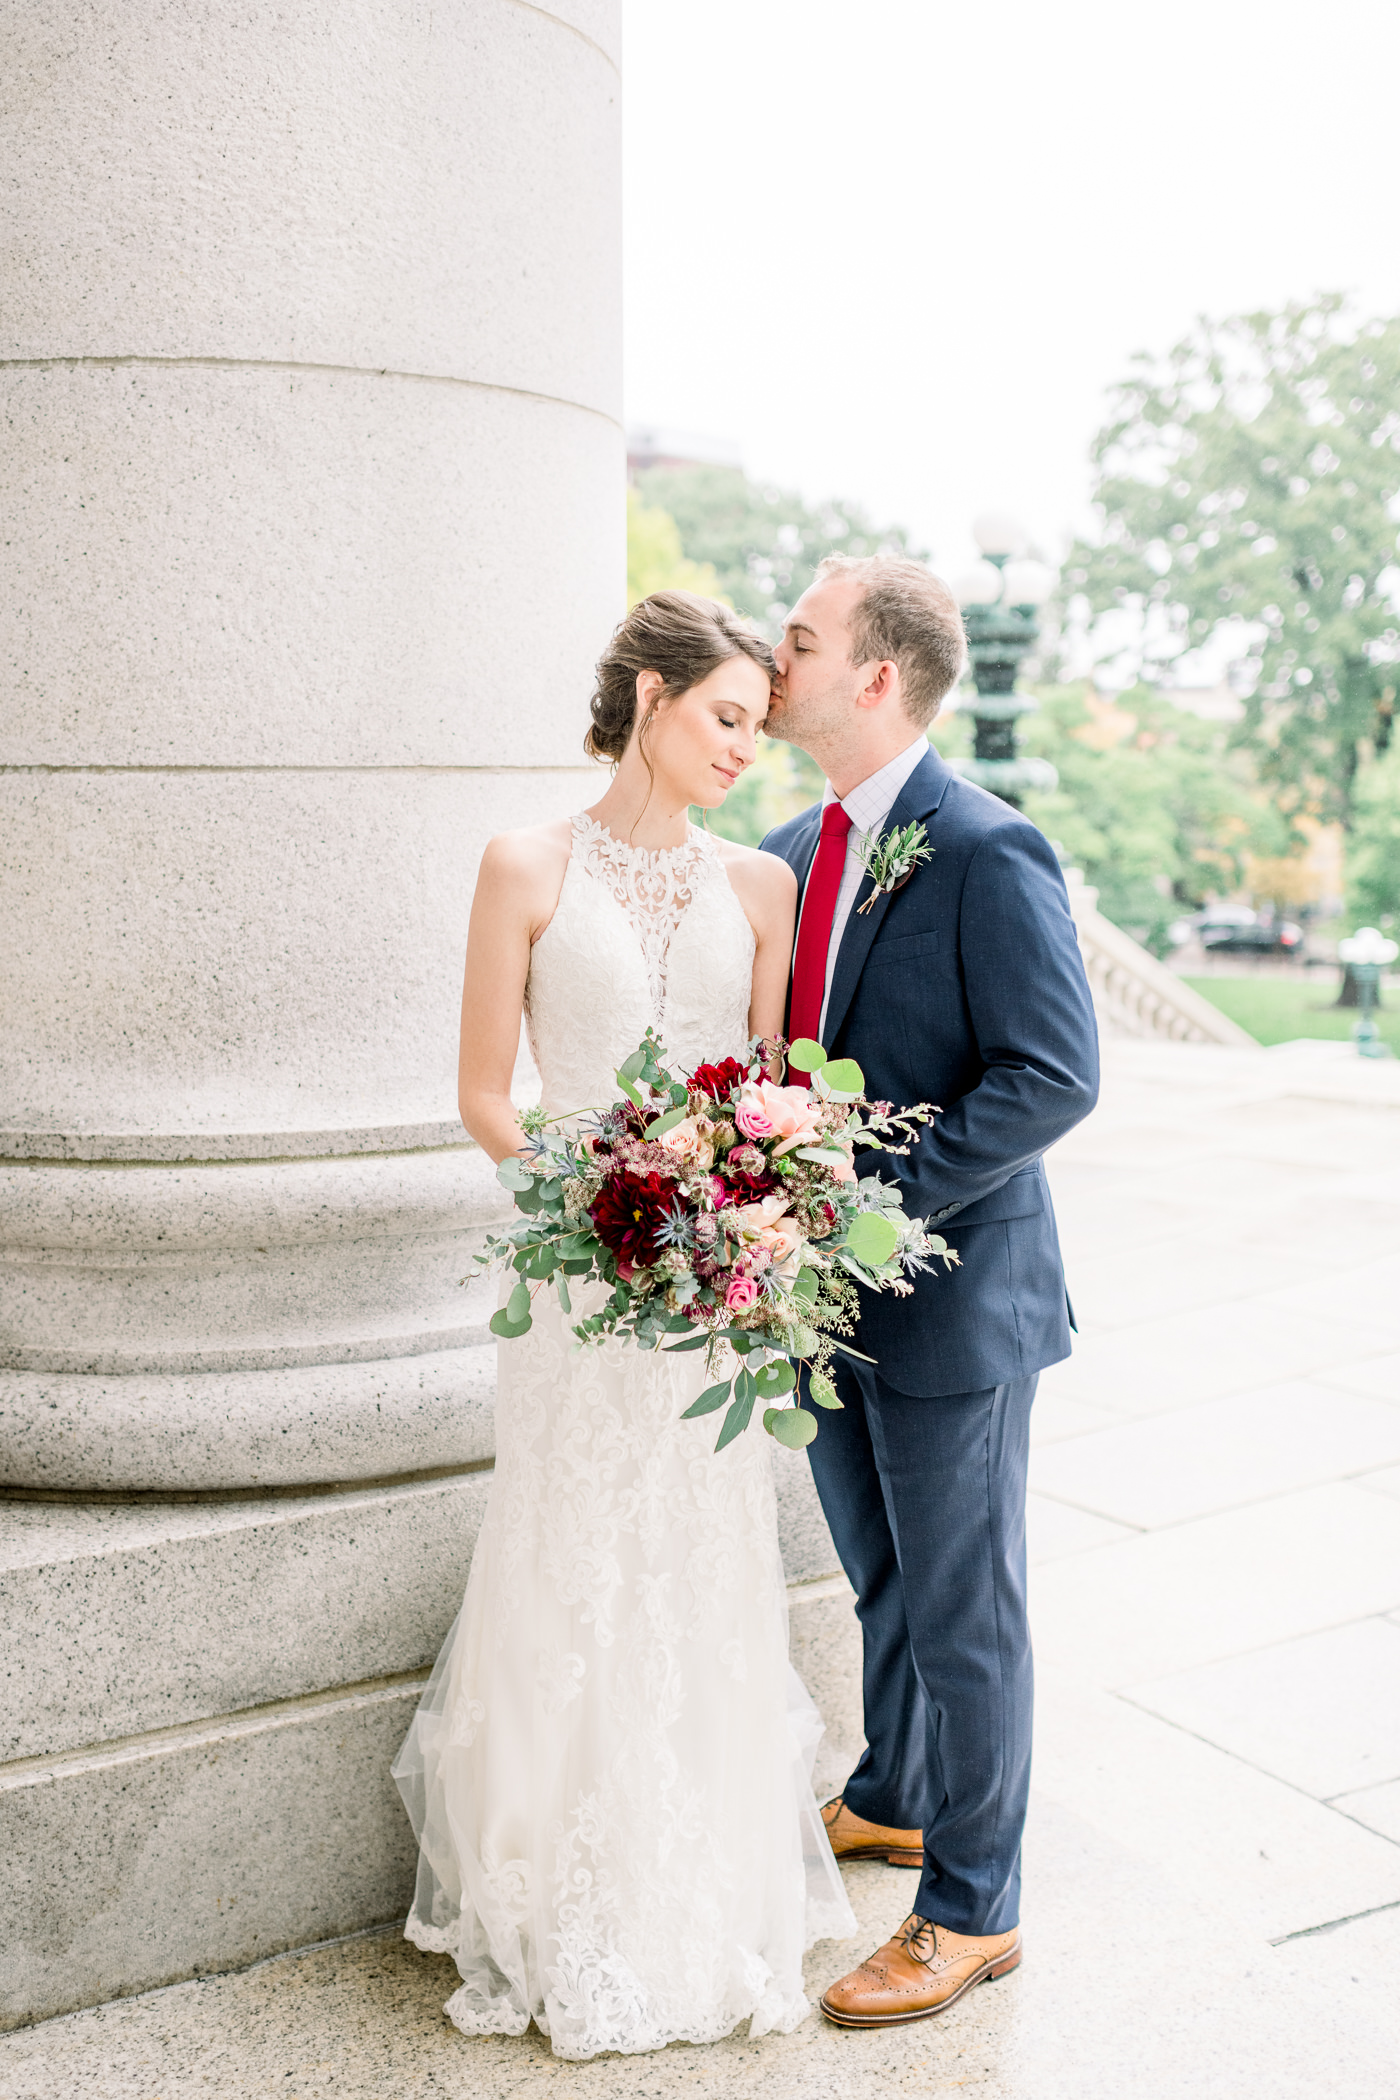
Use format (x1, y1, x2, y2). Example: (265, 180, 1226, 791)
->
(626, 487, 724, 606)
(633, 463, 925, 639)
(1346, 745, 1400, 932)
(1066, 295, 1400, 831)
(1021, 684, 1286, 953)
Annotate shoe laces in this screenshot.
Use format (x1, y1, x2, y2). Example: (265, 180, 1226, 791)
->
(895, 1913, 939, 1964)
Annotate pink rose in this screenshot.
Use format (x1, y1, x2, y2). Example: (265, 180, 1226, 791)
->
(658, 1114, 715, 1169)
(760, 1215, 803, 1265)
(734, 1084, 776, 1141)
(737, 1079, 824, 1147)
(728, 1194, 789, 1238)
(724, 1275, 760, 1312)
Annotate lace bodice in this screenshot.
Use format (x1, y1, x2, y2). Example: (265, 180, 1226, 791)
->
(525, 814, 756, 1112)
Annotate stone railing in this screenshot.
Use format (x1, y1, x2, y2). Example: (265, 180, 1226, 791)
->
(1064, 872, 1255, 1046)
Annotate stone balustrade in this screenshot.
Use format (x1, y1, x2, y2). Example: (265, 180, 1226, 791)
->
(1064, 872, 1254, 1047)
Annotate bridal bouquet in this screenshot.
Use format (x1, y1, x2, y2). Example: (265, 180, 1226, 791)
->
(477, 1032, 958, 1452)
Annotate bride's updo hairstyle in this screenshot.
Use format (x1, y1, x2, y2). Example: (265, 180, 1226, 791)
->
(585, 591, 776, 764)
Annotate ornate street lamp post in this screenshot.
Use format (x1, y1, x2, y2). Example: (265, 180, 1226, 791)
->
(1337, 926, 1398, 1058)
(949, 513, 1058, 810)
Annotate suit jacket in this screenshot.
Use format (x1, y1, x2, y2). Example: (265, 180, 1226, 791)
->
(761, 744, 1099, 1397)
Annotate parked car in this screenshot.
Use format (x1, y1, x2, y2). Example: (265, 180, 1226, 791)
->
(1169, 905, 1305, 957)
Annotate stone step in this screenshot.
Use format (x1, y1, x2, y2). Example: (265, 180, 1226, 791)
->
(0, 1474, 491, 1761)
(2, 1672, 426, 2032)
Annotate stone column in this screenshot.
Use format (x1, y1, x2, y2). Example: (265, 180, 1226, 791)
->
(0, 0, 620, 2025)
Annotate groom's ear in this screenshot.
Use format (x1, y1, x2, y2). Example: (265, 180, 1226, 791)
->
(854, 659, 901, 713)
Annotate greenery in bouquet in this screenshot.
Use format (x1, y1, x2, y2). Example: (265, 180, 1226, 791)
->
(476, 1031, 958, 1452)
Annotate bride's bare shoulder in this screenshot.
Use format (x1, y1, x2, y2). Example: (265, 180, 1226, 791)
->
(480, 817, 572, 871)
(476, 818, 573, 909)
(712, 836, 798, 923)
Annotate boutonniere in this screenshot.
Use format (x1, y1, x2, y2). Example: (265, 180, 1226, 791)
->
(855, 820, 933, 913)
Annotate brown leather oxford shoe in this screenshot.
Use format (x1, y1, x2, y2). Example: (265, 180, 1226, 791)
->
(820, 1796, 924, 1869)
(820, 1912, 1022, 2027)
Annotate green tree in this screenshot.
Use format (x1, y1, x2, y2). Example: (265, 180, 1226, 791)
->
(626, 487, 723, 606)
(633, 464, 924, 639)
(1020, 685, 1287, 953)
(1346, 745, 1400, 932)
(1066, 296, 1400, 832)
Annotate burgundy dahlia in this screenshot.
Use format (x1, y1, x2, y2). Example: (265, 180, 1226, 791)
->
(589, 1170, 677, 1274)
(687, 1056, 748, 1104)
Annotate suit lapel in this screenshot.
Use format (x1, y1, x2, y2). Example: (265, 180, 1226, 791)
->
(782, 805, 822, 894)
(821, 746, 952, 1052)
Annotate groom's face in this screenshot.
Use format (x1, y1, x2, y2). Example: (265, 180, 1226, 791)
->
(766, 576, 865, 749)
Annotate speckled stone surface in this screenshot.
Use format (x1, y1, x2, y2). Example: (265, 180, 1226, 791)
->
(0, 771, 596, 1142)
(0, 2, 619, 409)
(0, 1345, 498, 1492)
(1, 1677, 425, 2032)
(767, 1440, 840, 1585)
(4, 1813, 1394, 2097)
(0, 1474, 490, 1758)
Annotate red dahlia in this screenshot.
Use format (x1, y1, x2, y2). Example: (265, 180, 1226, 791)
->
(589, 1170, 677, 1273)
(687, 1056, 748, 1103)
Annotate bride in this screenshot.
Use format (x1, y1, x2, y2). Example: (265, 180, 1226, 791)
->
(393, 590, 856, 2059)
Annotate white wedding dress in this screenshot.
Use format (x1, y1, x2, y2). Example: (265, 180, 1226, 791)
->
(392, 814, 855, 2060)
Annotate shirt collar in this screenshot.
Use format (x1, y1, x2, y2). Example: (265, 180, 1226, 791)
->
(822, 736, 929, 836)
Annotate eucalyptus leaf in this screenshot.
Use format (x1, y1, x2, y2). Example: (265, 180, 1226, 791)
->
(644, 1103, 689, 1141)
(765, 1405, 818, 1449)
(844, 1211, 900, 1267)
(680, 1380, 732, 1419)
(792, 1268, 819, 1305)
(663, 1331, 711, 1353)
(715, 1388, 757, 1451)
(489, 1307, 532, 1339)
(787, 1038, 828, 1073)
(618, 1048, 648, 1082)
(807, 1372, 843, 1409)
(820, 1058, 865, 1094)
(754, 1359, 796, 1398)
(496, 1156, 534, 1191)
(506, 1279, 531, 1324)
(554, 1272, 572, 1314)
(790, 1322, 820, 1358)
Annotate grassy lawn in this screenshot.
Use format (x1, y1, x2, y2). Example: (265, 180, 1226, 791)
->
(1182, 974, 1400, 1052)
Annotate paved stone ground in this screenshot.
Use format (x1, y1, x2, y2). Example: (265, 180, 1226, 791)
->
(6, 1037, 1400, 2098)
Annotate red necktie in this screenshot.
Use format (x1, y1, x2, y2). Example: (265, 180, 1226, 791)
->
(789, 801, 853, 1078)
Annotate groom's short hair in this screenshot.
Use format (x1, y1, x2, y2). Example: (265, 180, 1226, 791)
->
(816, 555, 967, 726)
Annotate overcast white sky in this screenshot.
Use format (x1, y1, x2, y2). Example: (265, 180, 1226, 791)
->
(622, 0, 1400, 575)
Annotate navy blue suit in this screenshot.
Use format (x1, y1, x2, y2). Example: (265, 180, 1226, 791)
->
(762, 744, 1098, 1933)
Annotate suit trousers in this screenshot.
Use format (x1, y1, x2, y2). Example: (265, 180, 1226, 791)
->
(804, 1360, 1037, 1936)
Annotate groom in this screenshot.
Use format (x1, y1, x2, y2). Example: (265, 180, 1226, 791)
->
(761, 555, 1099, 2027)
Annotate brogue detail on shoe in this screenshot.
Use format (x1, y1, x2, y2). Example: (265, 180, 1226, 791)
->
(820, 1913, 1022, 2027)
(820, 1796, 924, 1865)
